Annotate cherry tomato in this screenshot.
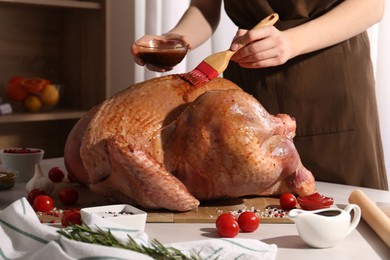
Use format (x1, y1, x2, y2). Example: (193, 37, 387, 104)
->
(216, 217, 239, 238)
(297, 192, 334, 210)
(237, 211, 260, 232)
(279, 193, 297, 210)
(58, 188, 79, 206)
(48, 167, 65, 182)
(215, 213, 236, 228)
(33, 195, 54, 212)
(61, 209, 82, 227)
(27, 188, 47, 205)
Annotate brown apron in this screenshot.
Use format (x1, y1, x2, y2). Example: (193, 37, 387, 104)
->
(223, 0, 388, 190)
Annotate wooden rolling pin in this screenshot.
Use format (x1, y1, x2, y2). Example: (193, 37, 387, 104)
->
(348, 189, 390, 247)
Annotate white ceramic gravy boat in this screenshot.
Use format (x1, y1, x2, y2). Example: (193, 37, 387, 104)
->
(288, 204, 361, 248)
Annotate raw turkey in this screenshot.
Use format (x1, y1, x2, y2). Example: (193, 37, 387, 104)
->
(64, 75, 316, 211)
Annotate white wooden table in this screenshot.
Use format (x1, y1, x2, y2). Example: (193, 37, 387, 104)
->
(1, 158, 389, 259)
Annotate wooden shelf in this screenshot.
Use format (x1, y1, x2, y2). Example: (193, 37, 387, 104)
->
(0, 0, 101, 9)
(0, 110, 86, 123)
(0, 0, 107, 158)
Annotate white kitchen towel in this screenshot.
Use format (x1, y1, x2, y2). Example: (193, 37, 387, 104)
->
(0, 198, 277, 260)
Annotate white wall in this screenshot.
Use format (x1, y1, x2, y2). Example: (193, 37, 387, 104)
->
(372, 5, 390, 188)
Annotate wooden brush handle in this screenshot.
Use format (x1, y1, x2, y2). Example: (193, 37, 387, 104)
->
(198, 13, 279, 77)
(228, 13, 278, 54)
(348, 189, 390, 247)
(252, 13, 279, 30)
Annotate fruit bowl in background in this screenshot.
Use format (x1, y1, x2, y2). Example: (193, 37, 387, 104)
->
(5, 77, 63, 113)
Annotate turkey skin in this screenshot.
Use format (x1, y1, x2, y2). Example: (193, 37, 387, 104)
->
(64, 75, 316, 211)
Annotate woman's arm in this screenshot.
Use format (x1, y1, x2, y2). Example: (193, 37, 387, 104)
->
(167, 0, 222, 49)
(131, 0, 221, 71)
(231, 0, 385, 68)
(287, 0, 384, 57)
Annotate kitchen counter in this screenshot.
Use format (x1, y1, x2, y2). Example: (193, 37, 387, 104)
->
(1, 158, 389, 259)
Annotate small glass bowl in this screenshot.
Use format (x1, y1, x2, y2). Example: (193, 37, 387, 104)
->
(135, 39, 189, 68)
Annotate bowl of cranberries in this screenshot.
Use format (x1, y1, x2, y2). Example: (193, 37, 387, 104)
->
(0, 148, 44, 182)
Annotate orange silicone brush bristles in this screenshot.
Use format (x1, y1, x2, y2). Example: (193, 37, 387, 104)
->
(179, 61, 220, 87)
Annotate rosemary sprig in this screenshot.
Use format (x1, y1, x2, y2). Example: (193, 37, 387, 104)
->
(57, 224, 204, 260)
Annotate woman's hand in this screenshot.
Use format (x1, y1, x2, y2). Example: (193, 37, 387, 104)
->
(131, 33, 190, 72)
(230, 0, 384, 69)
(230, 26, 295, 68)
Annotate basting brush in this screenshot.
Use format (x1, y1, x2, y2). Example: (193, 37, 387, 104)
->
(179, 13, 279, 87)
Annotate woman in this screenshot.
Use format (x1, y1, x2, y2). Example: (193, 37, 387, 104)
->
(131, 0, 388, 190)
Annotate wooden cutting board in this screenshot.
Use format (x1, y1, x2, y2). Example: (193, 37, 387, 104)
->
(145, 196, 293, 224)
(37, 182, 293, 224)
(35, 182, 390, 226)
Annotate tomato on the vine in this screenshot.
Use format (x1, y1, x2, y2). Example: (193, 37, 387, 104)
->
(6, 76, 28, 102)
(61, 210, 82, 227)
(279, 193, 297, 210)
(237, 211, 260, 232)
(27, 188, 47, 205)
(21, 78, 49, 93)
(58, 188, 79, 206)
(8, 76, 25, 85)
(48, 167, 65, 182)
(33, 195, 54, 212)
